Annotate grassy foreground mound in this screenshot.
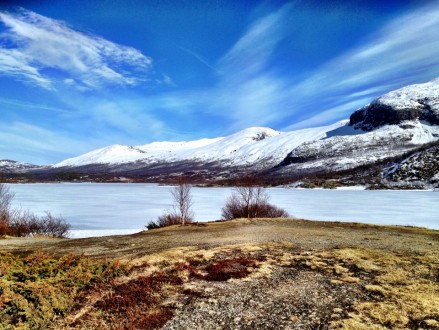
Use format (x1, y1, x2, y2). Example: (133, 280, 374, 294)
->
(0, 218, 438, 329)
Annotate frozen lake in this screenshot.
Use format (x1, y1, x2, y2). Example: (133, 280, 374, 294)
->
(7, 183, 439, 238)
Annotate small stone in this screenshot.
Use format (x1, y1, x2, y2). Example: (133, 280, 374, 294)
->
(425, 319, 439, 326)
(290, 315, 298, 323)
(333, 308, 343, 313)
(339, 276, 360, 283)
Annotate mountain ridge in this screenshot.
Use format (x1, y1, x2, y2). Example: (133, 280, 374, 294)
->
(2, 78, 439, 187)
(53, 121, 348, 169)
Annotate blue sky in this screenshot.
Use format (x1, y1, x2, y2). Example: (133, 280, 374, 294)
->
(1, 0, 438, 164)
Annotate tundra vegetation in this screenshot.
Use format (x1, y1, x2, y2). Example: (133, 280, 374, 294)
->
(0, 219, 437, 329)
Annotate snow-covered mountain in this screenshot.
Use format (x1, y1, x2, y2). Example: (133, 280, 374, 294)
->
(0, 160, 44, 173)
(54, 121, 348, 170)
(277, 120, 439, 173)
(5, 77, 439, 185)
(276, 78, 439, 174)
(350, 78, 439, 131)
(56, 77, 439, 179)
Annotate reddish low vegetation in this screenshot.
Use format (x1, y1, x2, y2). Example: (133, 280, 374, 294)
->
(70, 255, 262, 329)
(93, 272, 183, 329)
(202, 258, 258, 281)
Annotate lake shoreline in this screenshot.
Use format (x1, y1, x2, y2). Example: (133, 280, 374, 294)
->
(6, 181, 439, 192)
(8, 183, 439, 234)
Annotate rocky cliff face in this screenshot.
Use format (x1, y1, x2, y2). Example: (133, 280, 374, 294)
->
(350, 79, 439, 131)
(276, 78, 439, 179)
(383, 142, 439, 187)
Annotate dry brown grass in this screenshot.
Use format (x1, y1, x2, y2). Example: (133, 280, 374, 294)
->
(328, 248, 439, 329)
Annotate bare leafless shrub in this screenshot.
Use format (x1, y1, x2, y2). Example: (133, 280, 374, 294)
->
(145, 219, 160, 230)
(221, 198, 289, 220)
(0, 183, 70, 238)
(221, 176, 289, 220)
(8, 210, 34, 237)
(157, 212, 183, 227)
(146, 210, 193, 230)
(9, 211, 70, 238)
(39, 212, 71, 238)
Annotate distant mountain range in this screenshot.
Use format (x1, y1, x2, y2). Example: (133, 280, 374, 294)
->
(2, 78, 439, 188)
(0, 160, 46, 173)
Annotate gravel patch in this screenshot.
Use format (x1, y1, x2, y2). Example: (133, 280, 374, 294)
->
(164, 265, 369, 330)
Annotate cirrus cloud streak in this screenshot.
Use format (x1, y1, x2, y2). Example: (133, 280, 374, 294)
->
(0, 8, 153, 90)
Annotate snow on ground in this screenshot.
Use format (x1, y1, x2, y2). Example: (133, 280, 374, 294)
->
(69, 229, 142, 239)
(378, 77, 439, 111)
(335, 186, 366, 190)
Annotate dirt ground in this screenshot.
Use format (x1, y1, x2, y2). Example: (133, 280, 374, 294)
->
(0, 218, 437, 258)
(1, 218, 438, 329)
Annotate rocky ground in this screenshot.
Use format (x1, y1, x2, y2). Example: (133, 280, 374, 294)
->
(1, 218, 438, 329)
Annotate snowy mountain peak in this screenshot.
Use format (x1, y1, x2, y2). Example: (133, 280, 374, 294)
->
(54, 123, 339, 168)
(350, 78, 439, 131)
(52, 78, 439, 177)
(55, 144, 146, 167)
(225, 127, 280, 141)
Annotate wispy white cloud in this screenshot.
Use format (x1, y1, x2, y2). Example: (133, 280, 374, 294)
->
(0, 121, 90, 164)
(178, 46, 220, 74)
(208, 4, 293, 131)
(284, 98, 372, 131)
(282, 3, 439, 129)
(127, 2, 439, 134)
(86, 100, 166, 136)
(143, 5, 294, 133)
(0, 96, 70, 113)
(0, 100, 169, 164)
(0, 48, 51, 88)
(0, 8, 153, 89)
(218, 4, 291, 80)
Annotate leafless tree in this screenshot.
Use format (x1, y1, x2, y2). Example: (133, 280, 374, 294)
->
(170, 178, 194, 225)
(0, 183, 14, 235)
